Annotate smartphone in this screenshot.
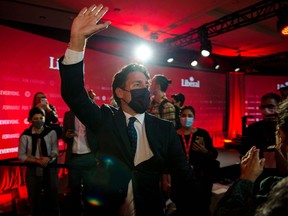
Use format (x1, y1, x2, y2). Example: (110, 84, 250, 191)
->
(41, 98, 47, 105)
(195, 136, 204, 145)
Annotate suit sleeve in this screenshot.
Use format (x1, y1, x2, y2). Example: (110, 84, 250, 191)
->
(58, 56, 102, 132)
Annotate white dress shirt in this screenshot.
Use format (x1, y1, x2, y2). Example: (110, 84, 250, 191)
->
(72, 117, 91, 154)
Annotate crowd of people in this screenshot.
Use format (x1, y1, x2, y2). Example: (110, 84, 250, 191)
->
(16, 3, 288, 216)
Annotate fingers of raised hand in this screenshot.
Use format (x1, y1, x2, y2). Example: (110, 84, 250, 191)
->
(80, 4, 106, 18)
(92, 4, 104, 16)
(79, 4, 96, 16)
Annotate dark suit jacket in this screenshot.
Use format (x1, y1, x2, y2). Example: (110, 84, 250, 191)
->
(59, 57, 200, 216)
(62, 110, 98, 164)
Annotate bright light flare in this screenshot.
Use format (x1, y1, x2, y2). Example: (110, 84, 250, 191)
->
(134, 45, 153, 62)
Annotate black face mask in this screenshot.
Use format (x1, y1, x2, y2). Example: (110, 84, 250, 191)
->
(126, 88, 151, 113)
(32, 120, 45, 129)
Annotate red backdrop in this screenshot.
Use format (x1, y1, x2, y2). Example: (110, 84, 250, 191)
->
(0, 25, 228, 160)
(245, 75, 287, 126)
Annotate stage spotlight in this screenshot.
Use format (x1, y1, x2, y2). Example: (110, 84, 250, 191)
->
(134, 45, 152, 62)
(233, 54, 242, 72)
(167, 57, 174, 63)
(234, 66, 240, 72)
(191, 59, 198, 67)
(277, 12, 288, 37)
(200, 39, 212, 57)
(198, 27, 212, 57)
(213, 59, 220, 70)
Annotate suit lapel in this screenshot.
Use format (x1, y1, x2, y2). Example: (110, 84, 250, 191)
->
(144, 113, 159, 156)
(69, 112, 75, 129)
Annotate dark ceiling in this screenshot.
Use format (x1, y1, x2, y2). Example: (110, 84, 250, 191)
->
(1, 0, 288, 75)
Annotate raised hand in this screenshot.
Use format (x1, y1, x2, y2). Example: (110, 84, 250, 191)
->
(240, 146, 265, 182)
(69, 4, 111, 51)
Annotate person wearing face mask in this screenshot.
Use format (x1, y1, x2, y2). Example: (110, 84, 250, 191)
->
(58, 4, 201, 216)
(18, 107, 60, 216)
(175, 105, 219, 216)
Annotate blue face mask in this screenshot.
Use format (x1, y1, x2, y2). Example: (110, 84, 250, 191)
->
(180, 117, 194, 127)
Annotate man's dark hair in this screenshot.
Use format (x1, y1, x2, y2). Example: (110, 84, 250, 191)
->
(28, 107, 45, 122)
(112, 63, 150, 106)
(261, 93, 281, 104)
(154, 74, 172, 92)
(172, 93, 185, 107)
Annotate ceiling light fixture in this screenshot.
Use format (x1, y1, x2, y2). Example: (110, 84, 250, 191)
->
(200, 40, 212, 57)
(234, 54, 242, 72)
(213, 59, 220, 70)
(167, 57, 174, 63)
(198, 27, 212, 57)
(277, 10, 288, 37)
(191, 59, 198, 67)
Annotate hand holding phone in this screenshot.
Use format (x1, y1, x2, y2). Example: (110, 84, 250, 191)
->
(41, 98, 48, 105)
(195, 136, 204, 146)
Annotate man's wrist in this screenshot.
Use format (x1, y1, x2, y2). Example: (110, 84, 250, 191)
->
(63, 48, 84, 65)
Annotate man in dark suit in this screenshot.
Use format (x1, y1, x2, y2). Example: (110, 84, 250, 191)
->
(242, 92, 282, 192)
(59, 4, 200, 216)
(62, 89, 99, 215)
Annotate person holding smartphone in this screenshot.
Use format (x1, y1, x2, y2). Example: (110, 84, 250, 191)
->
(175, 105, 219, 216)
(32, 92, 62, 139)
(32, 92, 59, 125)
(62, 89, 99, 215)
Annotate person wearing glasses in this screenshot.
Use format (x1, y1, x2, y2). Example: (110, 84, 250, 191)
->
(241, 92, 282, 191)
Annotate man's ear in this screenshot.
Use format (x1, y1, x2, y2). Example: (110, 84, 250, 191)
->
(115, 87, 124, 99)
(156, 83, 161, 91)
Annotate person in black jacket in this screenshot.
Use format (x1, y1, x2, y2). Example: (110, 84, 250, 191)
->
(171, 93, 185, 130)
(214, 97, 288, 216)
(58, 3, 200, 216)
(176, 105, 219, 216)
(241, 93, 282, 191)
(32, 91, 59, 125)
(62, 89, 99, 215)
(32, 91, 62, 139)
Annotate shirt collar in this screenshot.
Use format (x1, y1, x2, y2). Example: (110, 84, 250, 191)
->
(123, 111, 145, 125)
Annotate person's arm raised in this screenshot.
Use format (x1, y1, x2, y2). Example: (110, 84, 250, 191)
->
(68, 4, 111, 52)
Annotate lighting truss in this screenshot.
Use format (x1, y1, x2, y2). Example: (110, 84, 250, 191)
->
(166, 0, 288, 48)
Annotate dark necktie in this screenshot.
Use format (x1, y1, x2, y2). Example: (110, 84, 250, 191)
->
(127, 117, 137, 158)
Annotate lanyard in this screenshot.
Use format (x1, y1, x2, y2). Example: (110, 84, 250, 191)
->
(181, 133, 193, 159)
